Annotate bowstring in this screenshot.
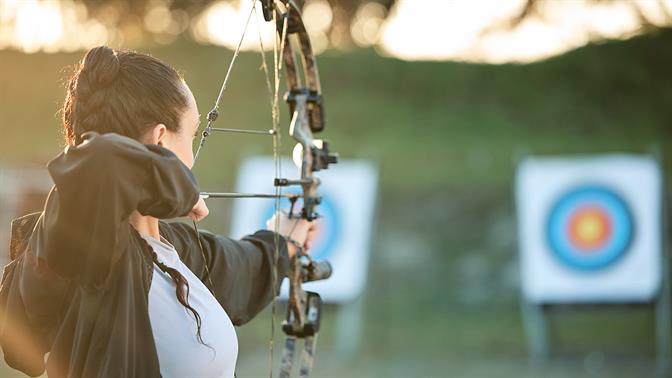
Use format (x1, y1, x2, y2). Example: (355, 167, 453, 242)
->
(255, 6, 274, 110)
(269, 5, 291, 378)
(213, 4, 256, 108)
(194, 2, 257, 162)
(189, 2, 291, 377)
(263, 2, 281, 376)
(191, 1, 259, 294)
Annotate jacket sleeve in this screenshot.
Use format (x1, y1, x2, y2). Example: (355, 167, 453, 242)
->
(41, 132, 200, 289)
(164, 222, 290, 325)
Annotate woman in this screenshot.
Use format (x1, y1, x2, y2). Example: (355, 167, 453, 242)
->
(0, 45, 316, 378)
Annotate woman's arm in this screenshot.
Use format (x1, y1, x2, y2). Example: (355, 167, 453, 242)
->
(163, 222, 290, 325)
(41, 132, 200, 289)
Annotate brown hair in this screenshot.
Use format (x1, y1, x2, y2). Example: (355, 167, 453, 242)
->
(62, 46, 207, 346)
(145, 245, 209, 348)
(62, 45, 187, 145)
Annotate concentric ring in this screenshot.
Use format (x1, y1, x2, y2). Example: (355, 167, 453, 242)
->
(546, 185, 634, 271)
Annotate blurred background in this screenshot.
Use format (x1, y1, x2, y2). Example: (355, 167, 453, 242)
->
(1, 0, 672, 377)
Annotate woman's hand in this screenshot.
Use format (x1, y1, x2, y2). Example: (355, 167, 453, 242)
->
(188, 197, 209, 222)
(266, 211, 319, 258)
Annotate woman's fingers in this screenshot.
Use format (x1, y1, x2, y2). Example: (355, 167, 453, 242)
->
(265, 211, 313, 246)
(304, 219, 320, 252)
(188, 198, 209, 222)
(264, 212, 327, 257)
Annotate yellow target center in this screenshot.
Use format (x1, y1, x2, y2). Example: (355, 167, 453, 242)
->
(569, 208, 611, 251)
(576, 215, 604, 241)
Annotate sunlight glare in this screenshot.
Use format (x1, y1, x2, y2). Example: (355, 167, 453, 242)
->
(634, 0, 672, 26)
(1, 0, 671, 62)
(378, 0, 670, 63)
(144, 2, 172, 35)
(13, 0, 63, 53)
(0, 0, 108, 53)
(193, 0, 275, 51)
(378, 0, 527, 62)
(351, 2, 387, 47)
(303, 0, 333, 35)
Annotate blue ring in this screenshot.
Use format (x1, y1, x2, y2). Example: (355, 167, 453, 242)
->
(258, 192, 341, 261)
(545, 185, 634, 271)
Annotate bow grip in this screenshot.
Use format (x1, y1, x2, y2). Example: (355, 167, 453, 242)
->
(282, 291, 322, 337)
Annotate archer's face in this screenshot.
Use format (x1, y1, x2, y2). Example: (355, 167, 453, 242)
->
(162, 82, 200, 169)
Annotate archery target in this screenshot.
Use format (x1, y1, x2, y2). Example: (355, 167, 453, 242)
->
(546, 186, 634, 271)
(229, 156, 378, 303)
(516, 155, 663, 304)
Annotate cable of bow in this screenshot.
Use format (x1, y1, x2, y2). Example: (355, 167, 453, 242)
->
(190, 2, 338, 377)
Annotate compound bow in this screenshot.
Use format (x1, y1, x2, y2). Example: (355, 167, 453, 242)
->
(190, 1, 337, 377)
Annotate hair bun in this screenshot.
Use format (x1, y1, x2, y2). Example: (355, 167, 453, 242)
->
(78, 46, 120, 90)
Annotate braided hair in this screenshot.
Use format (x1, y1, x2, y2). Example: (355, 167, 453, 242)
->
(61, 46, 208, 346)
(142, 239, 210, 349)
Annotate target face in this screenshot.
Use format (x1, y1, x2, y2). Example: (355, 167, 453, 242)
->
(546, 186, 634, 271)
(230, 156, 378, 303)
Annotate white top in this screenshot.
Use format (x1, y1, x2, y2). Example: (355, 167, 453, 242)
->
(142, 234, 238, 378)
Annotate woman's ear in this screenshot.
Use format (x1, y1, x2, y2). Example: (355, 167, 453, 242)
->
(146, 124, 167, 145)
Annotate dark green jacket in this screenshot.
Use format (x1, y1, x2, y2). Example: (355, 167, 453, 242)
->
(0, 132, 289, 377)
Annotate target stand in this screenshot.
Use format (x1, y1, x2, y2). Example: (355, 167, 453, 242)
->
(515, 153, 671, 376)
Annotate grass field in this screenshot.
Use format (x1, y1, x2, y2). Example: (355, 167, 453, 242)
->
(1, 28, 671, 377)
